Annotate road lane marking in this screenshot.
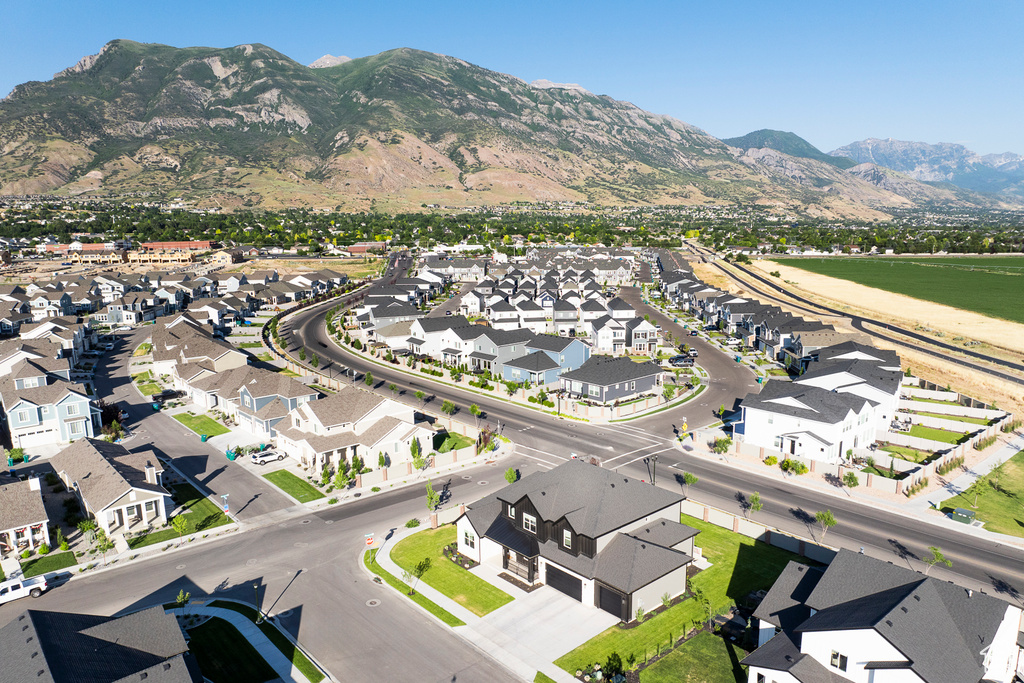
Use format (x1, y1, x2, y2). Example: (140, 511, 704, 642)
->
(611, 446, 676, 470)
(602, 443, 663, 464)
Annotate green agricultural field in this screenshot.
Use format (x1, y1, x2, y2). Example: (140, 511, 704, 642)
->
(776, 256, 1024, 324)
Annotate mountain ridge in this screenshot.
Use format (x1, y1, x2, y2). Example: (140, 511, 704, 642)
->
(0, 40, 1015, 215)
(722, 129, 857, 170)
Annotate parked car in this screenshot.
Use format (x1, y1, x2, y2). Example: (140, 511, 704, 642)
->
(688, 349, 699, 357)
(251, 451, 285, 466)
(153, 389, 183, 404)
(0, 576, 48, 605)
(689, 330, 699, 336)
(724, 338, 742, 347)
(668, 355, 694, 367)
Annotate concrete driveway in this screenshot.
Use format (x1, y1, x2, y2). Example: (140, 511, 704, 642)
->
(477, 587, 618, 664)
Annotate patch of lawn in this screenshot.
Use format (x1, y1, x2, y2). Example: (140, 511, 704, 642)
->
(21, 551, 78, 578)
(911, 411, 993, 426)
(262, 470, 325, 503)
(173, 413, 230, 437)
(127, 483, 230, 549)
(132, 342, 153, 356)
(535, 673, 558, 683)
(257, 352, 273, 361)
(940, 452, 1024, 537)
(766, 368, 792, 377)
(392, 526, 512, 617)
(434, 433, 475, 453)
(186, 617, 278, 683)
(555, 515, 812, 675)
(902, 424, 970, 445)
(131, 369, 153, 382)
(912, 397, 961, 406)
(862, 465, 904, 480)
(640, 632, 748, 683)
(208, 601, 324, 683)
(880, 444, 932, 464)
(277, 368, 301, 377)
(137, 382, 162, 396)
(363, 549, 465, 627)
(239, 341, 264, 348)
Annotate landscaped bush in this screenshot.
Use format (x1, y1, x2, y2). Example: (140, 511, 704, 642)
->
(904, 477, 929, 497)
(936, 456, 965, 476)
(763, 455, 778, 466)
(405, 518, 421, 528)
(1001, 419, 1021, 433)
(974, 435, 998, 450)
(371, 486, 381, 493)
(780, 459, 809, 475)
(38, 544, 50, 555)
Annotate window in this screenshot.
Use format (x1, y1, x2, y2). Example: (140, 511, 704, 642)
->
(17, 410, 29, 423)
(563, 530, 571, 549)
(508, 505, 516, 519)
(464, 531, 475, 549)
(588, 385, 600, 397)
(523, 513, 537, 534)
(830, 651, 848, 672)
(243, 395, 251, 407)
(69, 421, 83, 436)
(756, 675, 766, 683)
(66, 403, 79, 416)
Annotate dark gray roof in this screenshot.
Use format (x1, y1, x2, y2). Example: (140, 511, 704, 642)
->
(0, 606, 199, 683)
(495, 459, 683, 538)
(753, 561, 825, 631)
(561, 356, 662, 387)
(815, 341, 901, 368)
(477, 328, 536, 346)
(552, 299, 578, 311)
(740, 380, 873, 425)
(593, 533, 692, 594)
(797, 358, 902, 395)
(606, 297, 633, 311)
(580, 299, 607, 312)
(505, 351, 559, 372)
(416, 315, 470, 333)
(526, 334, 576, 353)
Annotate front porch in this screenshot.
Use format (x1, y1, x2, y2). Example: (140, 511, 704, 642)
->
(0, 523, 50, 556)
(101, 499, 166, 536)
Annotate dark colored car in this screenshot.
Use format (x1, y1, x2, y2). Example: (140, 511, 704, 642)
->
(690, 330, 699, 336)
(668, 355, 694, 367)
(153, 389, 183, 403)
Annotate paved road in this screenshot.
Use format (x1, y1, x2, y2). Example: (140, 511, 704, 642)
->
(286, 298, 1024, 600)
(0, 462, 523, 683)
(96, 329, 295, 520)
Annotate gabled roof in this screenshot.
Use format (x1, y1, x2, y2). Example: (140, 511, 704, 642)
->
(50, 439, 166, 512)
(740, 380, 872, 424)
(561, 356, 661, 387)
(298, 386, 385, 427)
(415, 315, 470, 333)
(526, 334, 577, 353)
(0, 480, 48, 531)
(504, 351, 559, 372)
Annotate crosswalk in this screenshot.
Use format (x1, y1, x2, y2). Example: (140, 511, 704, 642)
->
(514, 423, 680, 474)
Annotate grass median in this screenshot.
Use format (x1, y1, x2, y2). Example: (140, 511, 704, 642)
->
(208, 601, 324, 683)
(186, 617, 279, 683)
(364, 549, 465, 627)
(262, 470, 325, 503)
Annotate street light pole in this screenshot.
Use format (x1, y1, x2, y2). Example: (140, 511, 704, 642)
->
(253, 583, 263, 624)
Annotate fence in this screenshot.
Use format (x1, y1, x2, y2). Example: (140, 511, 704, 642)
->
(679, 498, 837, 564)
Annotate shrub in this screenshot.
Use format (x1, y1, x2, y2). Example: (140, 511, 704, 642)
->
(780, 459, 809, 475)
(328, 498, 338, 505)
(904, 477, 929, 497)
(21, 549, 31, 559)
(371, 486, 381, 493)
(38, 544, 50, 555)
(1001, 419, 1021, 433)
(974, 435, 998, 451)
(710, 437, 732, 454)
(936, 455, 965, 476)
(764, 455, 778, 466)
(405, 518, 421, 528)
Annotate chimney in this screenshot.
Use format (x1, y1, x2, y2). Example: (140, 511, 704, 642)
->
(145, 464, 156, 485)
(28, 476, 41, 491)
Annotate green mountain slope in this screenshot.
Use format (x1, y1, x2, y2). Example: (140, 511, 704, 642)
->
(722, 129, 857, 169)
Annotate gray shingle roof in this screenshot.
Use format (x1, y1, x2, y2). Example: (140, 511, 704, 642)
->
(49, 439, 166, 512)
(753, 561, 824, 632)
(560, 356, 662, 387)
(740, 380, 872, 424)
(504, 351, 559, 372)
(299, 386, 384, 427)
(0, 480, 48, 532)
(526, 335, 576, 353)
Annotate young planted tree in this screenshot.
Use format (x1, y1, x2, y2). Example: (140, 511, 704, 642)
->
(299, 347, 307, 361)
(504, 467, 518, 484)
(415, 390, 426, 407)
(389, 383, 398, 398)
(171, 515, 189, 542)
(410, 558, 432, 595)
(425, 480, 440, 511)
(175, 589, 191, 611)
(815, 510, 837, 539)
(748, 491, 763, 518)
(842, 471, 860, 488)
(924, 546, 952, 575)
(469, 404, 481, 427)
(352, 454, 364, 473)
(662, 385, 676, 402)
(311, 353, 319, 368)
(378, 452, 387, 468)
(95, 529, 115, 564)
(364, 371, 374, 387)
(682, 472, 698, 497)
(441, 399, 456, 416)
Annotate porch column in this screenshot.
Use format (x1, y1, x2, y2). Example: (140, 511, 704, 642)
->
(26, 527, 35, 551)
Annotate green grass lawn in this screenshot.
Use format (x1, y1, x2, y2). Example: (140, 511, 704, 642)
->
(766, 368, 792, 377)
(21, 551, 78, 578)
(128, 483, 230, 549)
(262, 470, 325, 503)
(208, 601, 324, 683)
(776, 256, 1024, 324)
(257, 352, 273, 361)
(639, 632, 748, 683)
(862, 465, 904, 480)
(363, 549, 466, 627)
(277, 368, 301, 377)
(132, 342, 153, 357)
(186, 617, 278, 683)
(131, 370, 152, 382)
(912, 397, 962, 406)
(137, 382, 163, 396)
(555, 515, 811, 675)
(902, 424, 970, 444)
(435, 433, 475, 453)
(880, 444, 933, 463)
(912, 411, 993, 426)
(391, 526, 513, 617)
(173, 413, 231, 437)
(239, 341, 264, 348)
(939, 452, 1024, 537)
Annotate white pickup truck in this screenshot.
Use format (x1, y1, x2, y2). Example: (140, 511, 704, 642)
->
(0, 576, 49, 605)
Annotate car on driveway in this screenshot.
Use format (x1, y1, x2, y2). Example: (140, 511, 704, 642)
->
(153, 389, 183, 404)
(668, 355, 694, 367)
(251, 450, 286, 466)
(0, 576, 48, 605)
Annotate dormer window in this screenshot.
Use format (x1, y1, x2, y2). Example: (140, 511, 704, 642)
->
(508, 505, 516, 519)
(563, 530, 571, 549)
(523, 513, 537, 534)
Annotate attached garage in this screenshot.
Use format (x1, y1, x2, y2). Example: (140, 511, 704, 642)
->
(596, 583, 629, 622)
(17, 429, 58, 448)
(546, 564, 582, 602)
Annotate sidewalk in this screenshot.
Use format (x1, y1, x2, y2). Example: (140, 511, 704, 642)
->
(371, 526, 577, 683)
(908, 431, 1024, 512)
(168, 602, 322, 683)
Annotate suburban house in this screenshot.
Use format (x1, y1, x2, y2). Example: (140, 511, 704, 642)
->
(276, 386, 434, 472)
(50, 439, 171, 538)
(457, 459, 699, 621)
(0, 373, 98, 449)
(560, 356, 664, 405)
(0, 606, 202, 682)
(0, 476, 50, 556)
(745, 549, 1024, 683)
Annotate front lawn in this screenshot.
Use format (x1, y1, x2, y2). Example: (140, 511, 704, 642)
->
(208, 601, 324, 683)
(21, 551, 78, 578)
(912, 411, 993, 427)
(391, 526, 513, 617)
(363, 549, 465, 627)
(239, 341, 264, 348)
(640, 632, 748, 683)
(132, 342, 153, 357)
(555, 515, 811, 675)
(137, 382, 162, 396)
(939, 452, 1024, 537)
(257, 352, 273, 361)
(173, 413, 230, 437)
(902, 424, 970, 445)
(128, 483, 230, 549)
(435, 433, 475, 454)
(262, 470, 324, 503)
(131, 370, 153, 382)
(186, 617, 279, 683)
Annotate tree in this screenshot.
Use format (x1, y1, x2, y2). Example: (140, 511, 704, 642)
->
(95, 529, 115, 564)
(692, 585, 713, 628)
(426, 480, 440, 511)
(311, 353, 319, 368)
(815, 510, 837, 538)
(389, 383, 398, 398)
(923, 546, 952, 575)
(171, 515, 189, 542)
(718, 404, 726, 418)
(378, 452, 387, 468)
(842, 471, 860, 488)
(410, 437, 425, 470)
(175, 589, 191, 611)
(409, 557, 432, 594)
(710, 437, 732, 454)
(415, 390, 426, 407)
(504, 467, 518, 484)
(299, 347, 307, 361)
(682, 472, 698, 497)
(749, 491, 763, 517)
(364, 370, 374, 387)
(441, 399, 456, 416)
(352, 454, 364, 473)
(469, 403, 481, 427)
(662, 385, 676, 402)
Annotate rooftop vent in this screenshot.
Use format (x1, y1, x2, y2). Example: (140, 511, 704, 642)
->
(885, 620, 893, 627)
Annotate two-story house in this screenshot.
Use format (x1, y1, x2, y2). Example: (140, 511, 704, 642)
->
(560, 355, 664, 405)
(0, 365, 98, 449)
(457, 459, 699, 621)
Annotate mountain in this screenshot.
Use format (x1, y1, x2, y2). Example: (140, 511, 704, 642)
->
(309, 54, 351, 68)
(830, 138, 1024, 199)
(722, 129, 857, 169)
(0, 40, 1015, 215)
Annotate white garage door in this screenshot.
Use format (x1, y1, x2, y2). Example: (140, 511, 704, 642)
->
(17, 429, 58, 448)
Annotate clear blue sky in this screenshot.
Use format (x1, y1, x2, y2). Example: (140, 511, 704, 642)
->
(3, 0, 1022, 155)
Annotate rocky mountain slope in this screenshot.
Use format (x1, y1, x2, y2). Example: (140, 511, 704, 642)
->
(722, 129, 856, 169)
(830, 138, 1024, 199)
(0, 40, 1015, 214)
